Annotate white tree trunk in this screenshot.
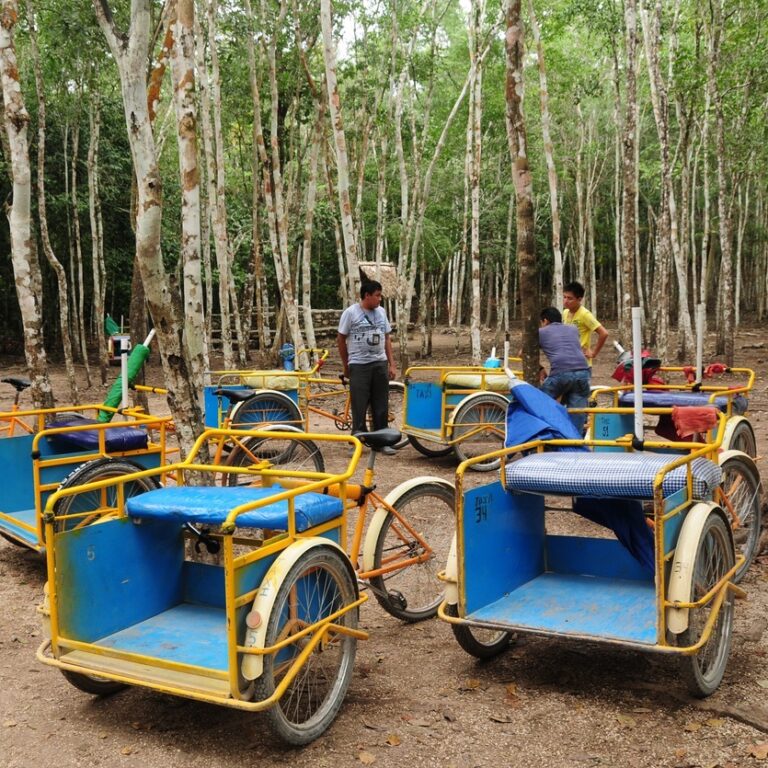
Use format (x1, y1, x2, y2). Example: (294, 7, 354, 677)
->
(0, 0, 53, 407)
(26, 0, 79, 403)
(171, 0, 208, 382)
(94, 0, 205, 455)
(320, 0, 360, 303)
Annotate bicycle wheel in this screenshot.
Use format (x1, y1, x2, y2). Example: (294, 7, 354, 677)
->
(719, 453, 761, 583)
(230, 390, 303, 430)
(450, 393, 508, 471)
(61, 669, 127, 696)
(253, 546, 358, 745)
(224, 433, 325, 486)
(53, 459, 160, 533)
(724, 418, 756, 457)
(678, 512, 735, 698)
(368, 480, 455, 622)
(407, 434, 453, 458)
(444, 603, 513, 660)
(308, 380, 350, 431)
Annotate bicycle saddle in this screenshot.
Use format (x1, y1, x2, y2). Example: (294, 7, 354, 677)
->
(354, 428, 403, 450)
(2, 376, 32, 392)
(213, 387, 255, 403)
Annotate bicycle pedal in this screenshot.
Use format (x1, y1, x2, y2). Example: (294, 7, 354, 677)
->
(388, 590, 407, 610)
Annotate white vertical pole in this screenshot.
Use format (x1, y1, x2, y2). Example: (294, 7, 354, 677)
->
(695, 303, 705, 384)
(632, 307, 643, 442)
(121, 350, 129, 413)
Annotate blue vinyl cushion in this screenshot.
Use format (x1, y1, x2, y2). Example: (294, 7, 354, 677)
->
(46, 417, 149, 453)
(618, 391, 747, 414)
(126, 484, 343, 531)
(504, 452, 722, 500)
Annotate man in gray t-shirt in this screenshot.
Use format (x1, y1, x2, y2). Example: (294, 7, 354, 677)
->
(337, 280, 397, 440)
(538, 306, 590, 433)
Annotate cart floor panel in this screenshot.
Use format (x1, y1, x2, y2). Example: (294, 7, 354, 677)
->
(94, 603, 229, 670)
(0, 508, 38, 546)
(469, 573, 656, 644)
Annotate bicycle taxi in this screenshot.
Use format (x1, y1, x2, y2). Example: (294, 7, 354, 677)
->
(0, 379, 170, 553)
(591, 341, 759, 580)
(200, 348, 406, 448)
(37, 428, 367, 745)
(400, 351, 523, 470)
(440, 349, 747, 697)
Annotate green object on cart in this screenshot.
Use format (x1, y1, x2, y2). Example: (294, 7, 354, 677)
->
(104, 315, 120, 336)
(98, 343, 152, 422)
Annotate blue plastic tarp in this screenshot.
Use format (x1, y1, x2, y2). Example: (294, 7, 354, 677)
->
(504, 381, 654, 574)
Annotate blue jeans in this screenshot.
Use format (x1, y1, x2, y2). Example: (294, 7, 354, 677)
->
(540, 369, 591, 434)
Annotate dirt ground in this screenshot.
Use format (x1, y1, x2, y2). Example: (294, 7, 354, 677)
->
(2, 324, 768, 768)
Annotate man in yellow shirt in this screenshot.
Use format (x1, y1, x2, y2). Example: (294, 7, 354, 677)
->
(562, 281, 609, 365)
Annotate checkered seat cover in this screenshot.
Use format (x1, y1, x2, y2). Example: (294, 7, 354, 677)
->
(504, 452, 721, 500)
(618, 390, 747, 414)
(126, 485, 343, 532)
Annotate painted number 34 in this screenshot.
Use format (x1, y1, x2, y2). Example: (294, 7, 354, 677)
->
(474, 495, 489, 523)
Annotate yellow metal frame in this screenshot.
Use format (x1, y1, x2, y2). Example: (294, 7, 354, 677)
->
(593, 365, 755, 418)
(38, 428, 368, 710)
(446, 407, 745, 655)
(211, 348, 355, 432)
(0, 403, 171, 550)
(401, 360, 523, 446)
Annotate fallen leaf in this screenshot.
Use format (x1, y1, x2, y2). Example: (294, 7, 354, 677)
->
(361, 718, 384, 731)
(359, 751, 376, 764)
(385, 734, 401, 747)
(505, 683, 518, 697)
(121, 747, 133, 756)
(674, 748, 687, 759)
(4, 720, 17, 727)
(489, 714, 513, 723)
(684, 722, 702, 732)
(757, 680, 768, 689)
(616, 714, 636, 728)
(749, 743, 768, 760)
(632, 707, 652, 714)
(459, 678, 482, 691)
(409, 718, 433, 728)
(705, 718, 724, 728)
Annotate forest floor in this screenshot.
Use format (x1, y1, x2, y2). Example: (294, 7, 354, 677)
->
(2, 323, 768, 768)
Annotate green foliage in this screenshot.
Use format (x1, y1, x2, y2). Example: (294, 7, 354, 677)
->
(3, 0, 768, 347)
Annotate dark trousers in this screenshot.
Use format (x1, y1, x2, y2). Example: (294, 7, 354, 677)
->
(349, 361, 389, 434)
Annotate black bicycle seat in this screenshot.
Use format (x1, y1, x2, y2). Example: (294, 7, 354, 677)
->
(354, 428, 402, 450)
(2, 376, 32, 392)
(214, 388, 255, 403)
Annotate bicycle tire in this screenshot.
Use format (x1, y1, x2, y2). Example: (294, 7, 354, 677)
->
(450, 393, 508, 471)
(53, 458, 160, 533)
(252, 546, 358, 745)
(719, 452, 761, 583)
(230, 390, 303, 430)
(368, 480, 455, 622)
(677, 512, 735, 697)
(224, 434, 325, 486)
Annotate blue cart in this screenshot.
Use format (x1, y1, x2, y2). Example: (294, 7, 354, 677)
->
(440, 405, 743, 697)
(401, 360, 522, 471)
(0, 401, 170, 553)
(37, 429, 366, 745)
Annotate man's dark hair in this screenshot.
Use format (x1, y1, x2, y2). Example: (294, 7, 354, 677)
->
(360, 280, 383, 299)
(540, 307, 562, 324)
(563, 281, 585, 299)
